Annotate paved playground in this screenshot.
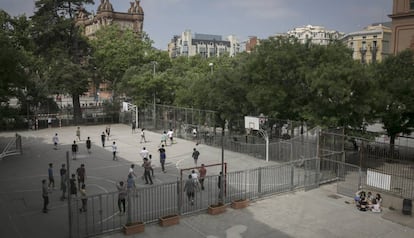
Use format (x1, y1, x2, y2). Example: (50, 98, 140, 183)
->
(0, 124, 413, 238)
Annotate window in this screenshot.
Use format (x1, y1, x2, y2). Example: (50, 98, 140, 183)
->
(362, 41, 367, 50)
(411, 0, 414, 10)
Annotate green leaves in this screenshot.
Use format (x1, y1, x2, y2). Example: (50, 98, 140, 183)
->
(374, 49, 414, 143)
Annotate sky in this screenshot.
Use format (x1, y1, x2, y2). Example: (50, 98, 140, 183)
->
(1, 0, 392, 50)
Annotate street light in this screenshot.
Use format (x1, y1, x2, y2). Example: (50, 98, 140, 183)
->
(207, 62, 224, 201)
(152, 61, 157, 128)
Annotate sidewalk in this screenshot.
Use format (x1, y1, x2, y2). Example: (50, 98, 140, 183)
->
(104, 183, 414, 238)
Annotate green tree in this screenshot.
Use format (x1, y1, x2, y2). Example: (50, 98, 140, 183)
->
(0, 10, 27, 104)
(373, 49, 414, 147)
(31, 0, 93, 123)
(304, 42, 374, 129)
(91, 25, 153, 101)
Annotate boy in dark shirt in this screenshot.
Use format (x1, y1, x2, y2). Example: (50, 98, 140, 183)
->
(71, 141, 78, 160)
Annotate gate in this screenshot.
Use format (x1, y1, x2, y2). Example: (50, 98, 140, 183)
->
(303, 158, 320, 191)
(69, 191, 128, 238)
(337, 162, 361, 197)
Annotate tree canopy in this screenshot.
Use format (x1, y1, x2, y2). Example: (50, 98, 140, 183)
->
(1, 3, 413, 141)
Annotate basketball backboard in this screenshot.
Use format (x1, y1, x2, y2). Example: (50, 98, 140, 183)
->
(244, 116, 260, 130)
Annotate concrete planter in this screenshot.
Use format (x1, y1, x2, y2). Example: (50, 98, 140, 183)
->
(123, 221, 145, 235)
(208, 203, 227, 215)
(231, 199, 250, 209)
(159, 214, 180, 227)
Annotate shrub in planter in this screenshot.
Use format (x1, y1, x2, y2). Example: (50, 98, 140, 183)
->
(208, 203, 227, 215)
(123, 221, 145, 235)
(231, 199, 250, 209)
(159, 214, 180, 227)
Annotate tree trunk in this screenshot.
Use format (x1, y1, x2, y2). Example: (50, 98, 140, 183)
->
(300, 121, 304, 134)
(72, 94, 81, 124)
(389, 134, 396, 159)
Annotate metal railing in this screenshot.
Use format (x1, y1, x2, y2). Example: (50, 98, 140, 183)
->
(70, 157, 346, 238)
(69, 152, 386, 238)
(321, 132, 414, 199)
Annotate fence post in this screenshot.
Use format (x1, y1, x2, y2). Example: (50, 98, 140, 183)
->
(177, 179, 182, 215)
(99, 194, 103, 233)
(258, 167, 262, 196)
(16, 133, 22, 155)
(290, 164, 295, 191)
(127, 192, 132, 224)
(67, 152, 73, 238)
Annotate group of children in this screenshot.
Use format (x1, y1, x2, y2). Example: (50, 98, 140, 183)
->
(183, 165, 207, 205)
(42, 162, 87, 213)
(354, 190, 382, 212)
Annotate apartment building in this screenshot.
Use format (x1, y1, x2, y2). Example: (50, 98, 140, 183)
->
(287, 25, 344, 45)
(341, 23, 392, 64)
(389, 0, 414, 54)
(168, 30, 240, 58)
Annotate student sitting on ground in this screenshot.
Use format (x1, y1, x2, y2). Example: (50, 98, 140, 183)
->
(358, 196, 368, 211)
(375, 193, 382, 206)
(355, 190, 366, 210)
(354, 190, 366, 204)
(370, 199, 382, 213)
(367, 191, 374, 204)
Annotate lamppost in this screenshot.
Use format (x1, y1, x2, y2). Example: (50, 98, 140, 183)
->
(209, 61, 224, 202)
(152, 61, 157, 128)
(220, 117, 225, 202)
(209, 62, 214, 75)
(26, 95, 32, 130)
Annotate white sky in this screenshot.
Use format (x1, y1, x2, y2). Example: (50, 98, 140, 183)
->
(0, 0, 392, 50)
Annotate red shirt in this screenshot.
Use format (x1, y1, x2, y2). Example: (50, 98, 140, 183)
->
(199, 167, 207, 178)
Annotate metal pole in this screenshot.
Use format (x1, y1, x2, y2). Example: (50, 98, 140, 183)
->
(265, 136, 269, 162)
(135, 106, 139, 129)
(259, 129, 269, 162)
(67, 151, 72, 238)
(152, 62, 157, 129)
(220, 122, 225, 202)
(153, 93, 156, 128)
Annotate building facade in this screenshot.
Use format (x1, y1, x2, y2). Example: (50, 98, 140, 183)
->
(168, 30, 240, 58)
(287, 25, 344, 45)
(75, 0, 145, 101)
(239, 36, 259, 53)
(76, 0, 144, 39)
(389, 0, 414, 54)
(341, 23, 392, 64)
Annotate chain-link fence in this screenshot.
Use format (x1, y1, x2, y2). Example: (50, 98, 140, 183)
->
(70, 157, 344, 238)
(320, 131, 414, 199)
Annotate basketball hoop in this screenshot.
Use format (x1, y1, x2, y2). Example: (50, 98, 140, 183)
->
(245, 116, 269, 162)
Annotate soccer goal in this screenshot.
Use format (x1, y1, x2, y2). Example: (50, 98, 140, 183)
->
(180, 162, 227, 182)
(0, 133, 23, 160)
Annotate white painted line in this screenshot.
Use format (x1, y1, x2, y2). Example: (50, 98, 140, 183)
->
(88, 184, 109, 193)
(97, 211, 120, 224)
(87, 175, 117, 185)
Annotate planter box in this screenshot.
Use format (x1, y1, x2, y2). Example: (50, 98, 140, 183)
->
(231, 199, 250, 209)
(208, 203, 227, 215)
(159, 214, 180, 227)
(123, 221, 145, 235)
